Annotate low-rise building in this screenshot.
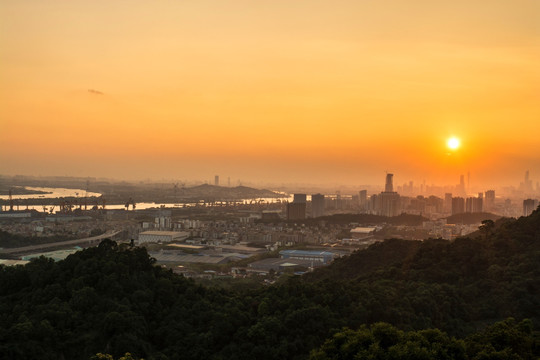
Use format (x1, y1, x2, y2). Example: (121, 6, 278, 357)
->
(138, 230, 189, 244)
(279, 249, 339, 264)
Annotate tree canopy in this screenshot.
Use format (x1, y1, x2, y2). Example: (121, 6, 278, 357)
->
(1, 209, 539, 359)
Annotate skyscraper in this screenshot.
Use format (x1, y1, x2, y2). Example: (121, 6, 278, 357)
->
(444, 193, 452, 213)
(523, 199, 538, 216)
(380, 174, 400, 217)
(359, 190, 367, 211)
(452, 197, 465, 215)
(288, 193, 307, 220)
(485, 190, 495, 211)
(293, 194, 307, 204)
(458, 175, 466, 196)
(385, 173, 394, 192)
(287, 203, 306, 220)
(520, 170, 534, 194)
(214, 175, 219, 186)
(466, 197, 483, 213)
(311, 194, 325, 218)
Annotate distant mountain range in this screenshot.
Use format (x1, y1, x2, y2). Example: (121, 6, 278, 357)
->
(0, 176, 285, 204)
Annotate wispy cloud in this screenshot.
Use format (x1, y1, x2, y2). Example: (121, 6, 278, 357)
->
(88, 89, 104, 95)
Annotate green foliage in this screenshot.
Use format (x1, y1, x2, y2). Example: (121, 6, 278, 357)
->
(0, 208, 539, 359)
(310, 319, 539, 360)
(91, 353, 144, 360)
(446, 212, 500, 225)
(0, 229, 76, 249)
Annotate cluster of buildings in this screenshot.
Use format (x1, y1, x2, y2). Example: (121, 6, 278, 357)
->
(139, 216, 343, 247)
(2, 171, 539, 279)
(284, 174, 494, 220)
(282, 173, 539, 220)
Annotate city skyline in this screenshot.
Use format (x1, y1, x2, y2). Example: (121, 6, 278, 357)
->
(1, 1, 539, 187)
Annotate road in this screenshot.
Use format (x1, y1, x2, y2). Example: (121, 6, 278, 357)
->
(0, 230, 122, 255)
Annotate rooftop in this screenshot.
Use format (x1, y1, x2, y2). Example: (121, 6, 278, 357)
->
(280, 249, 336, 256)
(351, 227, 377, 233)
(140, 231, 189, 236)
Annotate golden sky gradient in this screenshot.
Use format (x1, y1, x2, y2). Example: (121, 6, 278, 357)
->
(1, 0, 539, 187)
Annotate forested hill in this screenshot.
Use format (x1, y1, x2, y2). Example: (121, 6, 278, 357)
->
(0, 209, 539, 359)
(305, 209, 540, 331)
(308, 208, 539, 283)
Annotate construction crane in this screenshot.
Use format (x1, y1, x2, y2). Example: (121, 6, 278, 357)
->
(124, 197, 136, 210)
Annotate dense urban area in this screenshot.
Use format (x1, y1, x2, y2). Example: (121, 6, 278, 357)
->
(1, 173, 538, 280)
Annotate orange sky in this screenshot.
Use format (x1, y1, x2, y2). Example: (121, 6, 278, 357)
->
(1, 0, 539, 188)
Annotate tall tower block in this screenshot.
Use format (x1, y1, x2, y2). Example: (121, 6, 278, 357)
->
(385, 173, 394, 192)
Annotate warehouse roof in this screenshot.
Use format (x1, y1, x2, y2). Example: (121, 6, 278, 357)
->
(140, 231, 188, 236)
(350, 227, 376, 234)
(280, 249, 336, 257)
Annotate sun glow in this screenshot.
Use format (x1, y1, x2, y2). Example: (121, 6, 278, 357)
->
(447, 137, 460, 150)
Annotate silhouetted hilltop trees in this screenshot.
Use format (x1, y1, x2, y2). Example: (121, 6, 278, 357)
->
(310, 318, 538, 360)
(446, 212, 501, 225)
(0, 209, 539, 359)
(260, 213, 428, 226)
(0, 229, 76, 249)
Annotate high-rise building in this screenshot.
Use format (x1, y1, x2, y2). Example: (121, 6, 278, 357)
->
(444, 193, 452, 213)
(287, 202, 306, 220)
(523, 199, 539, 216)
(485, 190, 495, 211)
(458, 175, 466, 196)
(466, 197, 483, 213)
(521, 170, 534, 194)
(288, 193, 307, 220)
(380, 192, 400, 217)
(335, 190, 342, 210)
(214, 175, 219, 186)
(359, 190, 367, 211)
(452, 197, 465, 215)
(369, 194, 379, 214)
(311, 194, 325, 218)
(379, 174, 400, 217)
(293, 194, 307, 203)
(385, 173, 394, 192)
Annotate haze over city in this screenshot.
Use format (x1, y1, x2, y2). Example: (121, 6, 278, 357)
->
(2, 2, 540, 359)
(1, 0, 539, 187)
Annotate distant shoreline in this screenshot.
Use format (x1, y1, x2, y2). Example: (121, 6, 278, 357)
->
(0, 186, 52, 196)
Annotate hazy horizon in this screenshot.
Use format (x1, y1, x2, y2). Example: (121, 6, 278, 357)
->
(1, 171, 537, 195)
(2, 1, 539, 189)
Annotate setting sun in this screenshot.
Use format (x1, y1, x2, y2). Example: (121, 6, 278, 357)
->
(447, 137, 460, 150)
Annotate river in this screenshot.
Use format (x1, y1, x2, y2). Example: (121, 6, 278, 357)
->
(0, 187, 102, 200)
(0, 186, 294, 212)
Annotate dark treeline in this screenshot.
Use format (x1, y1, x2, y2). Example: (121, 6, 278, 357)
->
(445, 212, 501, 225)
(0, 229, 78, 249)
(1, 209, 539, 359)
(258, 213, 428, 226)
(310, 319, 537, 360)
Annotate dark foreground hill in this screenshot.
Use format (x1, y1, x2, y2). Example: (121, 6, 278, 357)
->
(1, 209, 539, 359)
(445, 212, 501, 225)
